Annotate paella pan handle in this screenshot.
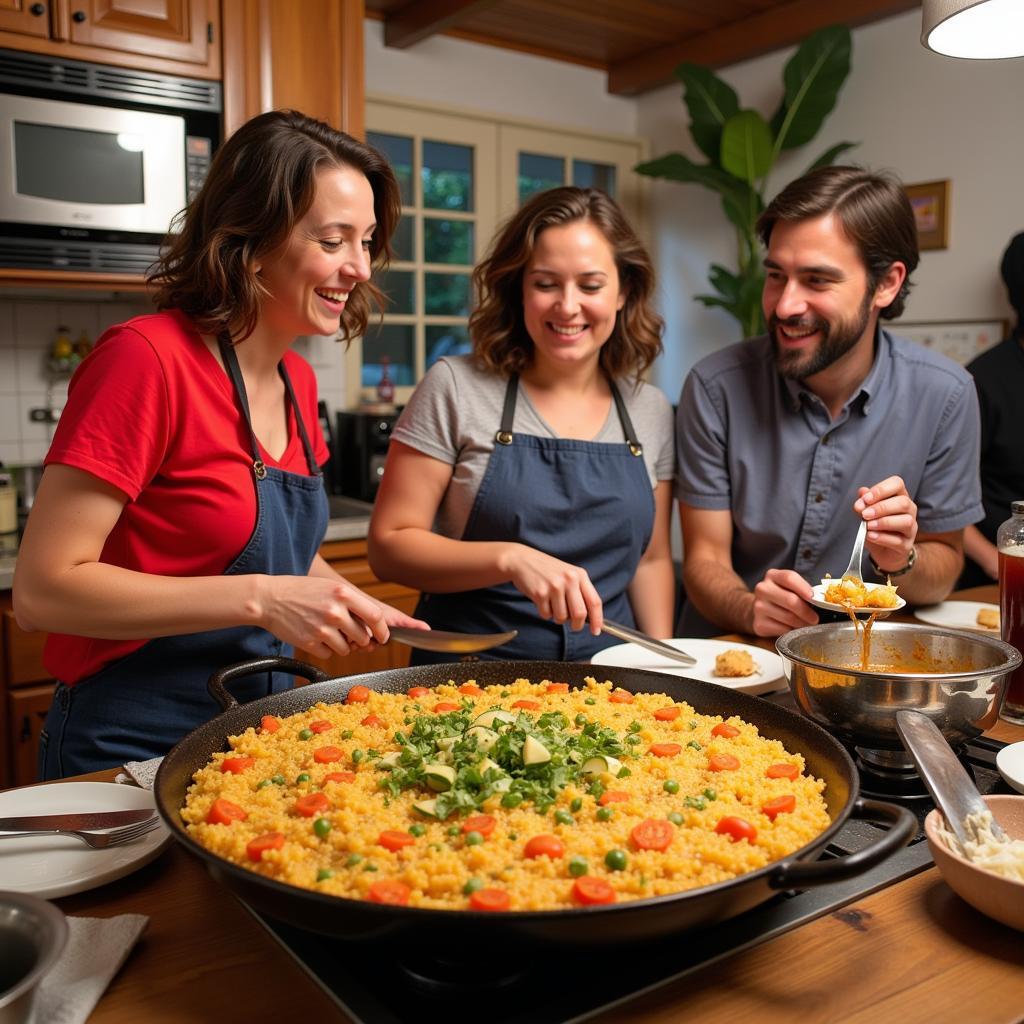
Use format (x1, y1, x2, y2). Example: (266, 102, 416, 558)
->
(767, 798, 917, 889)
(208, 656, 331, 711)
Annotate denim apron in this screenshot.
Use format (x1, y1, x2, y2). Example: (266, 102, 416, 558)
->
(412, 374, 654, 664)
(39, 337, 328, 778)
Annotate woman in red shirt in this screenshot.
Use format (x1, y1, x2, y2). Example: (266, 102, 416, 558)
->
(13, 110, 425, 778)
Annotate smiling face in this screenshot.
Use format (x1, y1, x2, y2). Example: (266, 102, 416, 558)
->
(256, 164, 376, 342)
(762, 213, 888, 380)
(521, 219, 625, 373)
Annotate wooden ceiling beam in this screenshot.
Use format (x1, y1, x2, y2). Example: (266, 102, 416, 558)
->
(607, 0, 921, 95)
(384, 0, 501, 49)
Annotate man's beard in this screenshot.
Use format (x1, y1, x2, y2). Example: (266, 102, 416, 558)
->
(770, 288, 874, 380)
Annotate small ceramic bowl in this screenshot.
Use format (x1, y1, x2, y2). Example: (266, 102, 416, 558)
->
(924, 795, 1024, 932)
(996, 741, 1024, 795)
(0, 891, 68, 1024)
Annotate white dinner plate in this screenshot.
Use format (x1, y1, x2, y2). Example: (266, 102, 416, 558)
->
(0, 782, 171, 899)
(590, 638, 784, 696)
(808, 581, 906, 617)
(996, 741, 1024, 795)
(914, 601, 1001, 633)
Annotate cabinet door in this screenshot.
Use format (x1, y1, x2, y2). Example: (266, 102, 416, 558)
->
(8, 683, 54, 787)
(3, 606, 49, 686)
(63, 0, 215, 66)
(0, 0, 51, 37)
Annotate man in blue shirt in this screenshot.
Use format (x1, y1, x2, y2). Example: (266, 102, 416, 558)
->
(676, 166, 983, 638)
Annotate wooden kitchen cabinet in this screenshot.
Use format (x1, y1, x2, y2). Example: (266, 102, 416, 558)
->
(0, 0, 221, 78)
(0, 536, 417, 787)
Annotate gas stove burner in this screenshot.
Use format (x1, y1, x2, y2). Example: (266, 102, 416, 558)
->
(397, 951, 528, 996)
(855, 745, 917, 774)
(855, 743, 975, 800)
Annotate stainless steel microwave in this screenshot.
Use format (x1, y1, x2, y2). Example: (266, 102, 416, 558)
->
(0, 48, 221, 274)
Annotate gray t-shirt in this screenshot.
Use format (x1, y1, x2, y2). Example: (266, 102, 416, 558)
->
(676, 328, 984, 635)
(393, 355, 675, 540)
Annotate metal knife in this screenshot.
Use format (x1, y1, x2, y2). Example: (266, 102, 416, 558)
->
(601, 619, 699, 667)
(388, 626, 517, 654)
(0, 808, 155, 832)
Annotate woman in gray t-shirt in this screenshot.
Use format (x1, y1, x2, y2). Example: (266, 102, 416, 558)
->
(368, 187, 675, 662)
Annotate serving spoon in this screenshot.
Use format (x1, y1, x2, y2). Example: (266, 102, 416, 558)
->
(388, 626, 517, 654)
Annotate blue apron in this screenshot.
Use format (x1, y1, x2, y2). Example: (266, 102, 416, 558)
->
(412, 374, 655, 664)
(39, 337, 328, 779)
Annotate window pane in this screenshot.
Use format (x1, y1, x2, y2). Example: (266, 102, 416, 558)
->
(426, 325, 472, 368)
(425, 272, 471, 317)
(422, 140, 474, 212)
(362, 323, 415, 387)
(367, 131, 413, 206)
(424, 218, 474, 265)
(376, 268, 415, 315)
(573, 159, 616, 196)
(390, 216, 414, 262)
(518, 152, 564, 204)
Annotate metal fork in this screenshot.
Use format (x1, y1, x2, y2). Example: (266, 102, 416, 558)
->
(0, 815, 160, 848)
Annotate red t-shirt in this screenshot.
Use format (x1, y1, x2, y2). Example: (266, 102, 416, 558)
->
(42, 309, 329, 684)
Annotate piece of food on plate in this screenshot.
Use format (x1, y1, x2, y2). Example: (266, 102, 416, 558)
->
(976, 607, 1000, 630)
(713, 648, 757, 677)
(823, 575, 899, 609)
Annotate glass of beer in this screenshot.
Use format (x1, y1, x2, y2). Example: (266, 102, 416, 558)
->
(997, 499, 1024, 724)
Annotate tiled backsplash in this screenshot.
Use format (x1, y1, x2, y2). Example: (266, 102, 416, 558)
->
(0, 297, 349, 466)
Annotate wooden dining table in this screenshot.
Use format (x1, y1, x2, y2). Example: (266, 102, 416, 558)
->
(15, 585, 1024, 1023)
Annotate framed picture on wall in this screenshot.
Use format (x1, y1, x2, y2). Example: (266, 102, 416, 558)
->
(894, 319, 1006, 364)
(904, 180, 950, 251)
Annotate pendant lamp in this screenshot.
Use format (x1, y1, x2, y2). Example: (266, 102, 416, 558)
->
(922, 0, 1024, 58)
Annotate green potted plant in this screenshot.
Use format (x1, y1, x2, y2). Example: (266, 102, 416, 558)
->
(636, 26, 856, 338)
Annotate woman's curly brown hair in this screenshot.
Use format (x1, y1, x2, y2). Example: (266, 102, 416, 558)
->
(470, 187, 663, 379)
(148, 109, 401, 344)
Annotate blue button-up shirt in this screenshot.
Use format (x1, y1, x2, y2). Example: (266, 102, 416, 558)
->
(676, 328, 983, 636)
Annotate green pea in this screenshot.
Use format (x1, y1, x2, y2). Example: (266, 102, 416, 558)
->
(271, 774, 286, 785)
(463, 877, 484, 895)
(464, 831, 484, 846)
(507, 833, 517, 840)
(584, 697, 596, 705)
(574, 713, 588, 726)
(341, 729, 353, 740)
(554, 809, 574, 826)
(626, 735, 642, 746)
(313, 818, 331, 838)
(447, 825, 461, 836)
(703, 788, 717, 801)
(570, 797, 583, 813)
(296, 773, 311, 783)
(346, 853, 363, 867)
(352, 749, 364, 763)
(316, 868, 334, 882)
(605, 849, 628, 871)
(684, 795, 707, 811)
(668, 811, 684, 825)
(501, 792, 523, 809)
(363, 863, 378, 872)
(298, 728, 313, 740)
(687, 740, 702, 750)
(500, 690, 510, 697)
(409, 824, 426, 837)
(255, 779, 272, 790)
(628, 720, 643, 733)
(596, 807, 613, 822)
(663, 779, 680, 794)
(568, 856, 588, 877)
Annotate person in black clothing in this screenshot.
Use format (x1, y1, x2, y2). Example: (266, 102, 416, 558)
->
(960, 231, 1024, 587)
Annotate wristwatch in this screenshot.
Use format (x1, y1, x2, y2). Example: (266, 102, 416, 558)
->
(869, 546, 916, 578)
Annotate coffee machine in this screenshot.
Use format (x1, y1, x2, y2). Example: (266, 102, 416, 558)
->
(335, 409, 401, 502)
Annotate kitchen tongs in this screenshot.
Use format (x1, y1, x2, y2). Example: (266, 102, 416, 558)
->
(601, 619, 698, 667)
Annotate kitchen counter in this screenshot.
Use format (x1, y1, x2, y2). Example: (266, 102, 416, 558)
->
(25, 585, 1024, 1024)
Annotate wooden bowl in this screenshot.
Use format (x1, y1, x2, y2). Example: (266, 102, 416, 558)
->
(924, 795, 1024, 932)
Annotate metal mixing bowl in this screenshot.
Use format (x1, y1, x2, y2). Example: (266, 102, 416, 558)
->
(776, 622, 1022, 769)
(0, 892, 67, 1024)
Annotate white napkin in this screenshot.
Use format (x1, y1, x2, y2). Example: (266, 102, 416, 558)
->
(34, 914, 148, 1024)
(114, 756, 164, 790)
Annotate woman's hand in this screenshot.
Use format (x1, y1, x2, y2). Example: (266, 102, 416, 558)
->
(255, 575, 389, 659)
(498, 544, 603, 634)
(380, 603, 431, 630)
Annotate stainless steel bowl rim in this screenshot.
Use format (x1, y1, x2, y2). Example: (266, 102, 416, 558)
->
(0, 891, 68, 1010)
(775, 621, 1022, 680)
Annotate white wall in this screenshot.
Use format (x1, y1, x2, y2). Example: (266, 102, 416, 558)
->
(638, 8, 1024, 397)
(364, 20, 638, 134)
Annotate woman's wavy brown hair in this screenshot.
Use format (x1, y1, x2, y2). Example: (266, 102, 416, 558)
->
(148, 109, 401, 343)
(471, 187, 663, 379)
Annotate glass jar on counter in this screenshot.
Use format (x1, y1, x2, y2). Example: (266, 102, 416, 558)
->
(997, 499, 1024, 724)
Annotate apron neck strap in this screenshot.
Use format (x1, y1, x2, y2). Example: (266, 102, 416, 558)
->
(497, 372, 643, 455)
(218, 334, 323, 479)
